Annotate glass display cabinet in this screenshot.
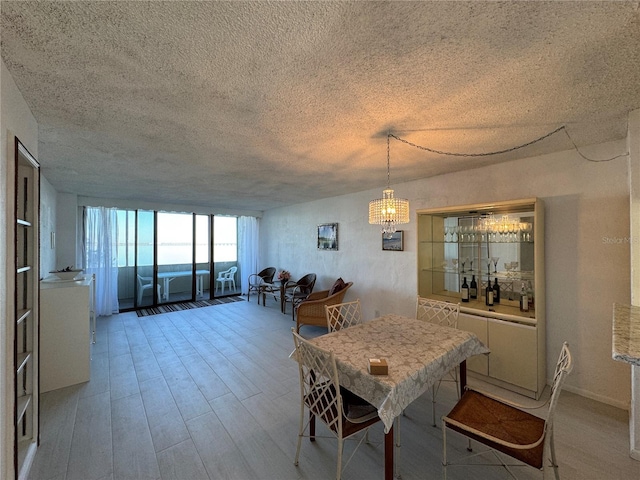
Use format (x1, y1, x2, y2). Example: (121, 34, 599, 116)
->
(418, 198, 546, 399)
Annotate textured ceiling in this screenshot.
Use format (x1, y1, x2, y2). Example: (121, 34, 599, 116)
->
(2, 1, 640, 213)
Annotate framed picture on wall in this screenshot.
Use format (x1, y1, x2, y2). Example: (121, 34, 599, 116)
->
(382, 230, 404, 251)
(317, 223, 338, 250)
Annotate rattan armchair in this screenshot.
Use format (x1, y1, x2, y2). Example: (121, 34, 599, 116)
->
(295, 282, 353, 333)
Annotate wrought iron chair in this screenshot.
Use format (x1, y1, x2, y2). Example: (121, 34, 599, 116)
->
(442, 342, 573, 480)
(247, 266, 276, 303)
(291, 329, 381, 480)
(325, 299, 362, 333)
(416, 296, 461, 426)
(283, 273, 317, 319)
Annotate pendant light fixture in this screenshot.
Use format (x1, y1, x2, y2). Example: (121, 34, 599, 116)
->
(368, 133, 410, 237)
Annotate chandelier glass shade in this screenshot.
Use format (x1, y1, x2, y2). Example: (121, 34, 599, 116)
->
(369, 134, 410, 236)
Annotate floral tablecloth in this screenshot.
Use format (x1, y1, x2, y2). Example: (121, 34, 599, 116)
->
(309, 314, 489, 432)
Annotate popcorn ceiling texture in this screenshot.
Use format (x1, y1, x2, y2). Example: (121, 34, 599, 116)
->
(1, 1, 639, 212)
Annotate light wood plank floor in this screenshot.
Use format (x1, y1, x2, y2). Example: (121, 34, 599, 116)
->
(29, 299, 640, 479)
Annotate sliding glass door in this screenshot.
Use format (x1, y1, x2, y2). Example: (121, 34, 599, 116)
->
(157, 212, 195, 304)
(112, 209, 238, 311)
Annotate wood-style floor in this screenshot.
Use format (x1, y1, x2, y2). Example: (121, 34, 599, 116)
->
(29, 298, 639, 480)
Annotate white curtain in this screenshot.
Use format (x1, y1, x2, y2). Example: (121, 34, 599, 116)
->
(238, 216, 259, 295)
(84, 207, 120, 315)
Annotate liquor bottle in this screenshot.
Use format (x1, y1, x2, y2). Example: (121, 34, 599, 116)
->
(461, 277, 469, 302)
(520, 283, 529, 312)
(527, 280, 534, 310)
(485, 276, 494, 306)
(470, 275, 478, 299)
(493, 278, 500, 303)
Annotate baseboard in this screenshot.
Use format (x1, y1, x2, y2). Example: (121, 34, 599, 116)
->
(562, 383, 630, 411)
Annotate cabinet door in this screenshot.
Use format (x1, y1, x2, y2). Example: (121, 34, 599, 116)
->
(488, 318, 537, 391)
(457, 313, 489, 375)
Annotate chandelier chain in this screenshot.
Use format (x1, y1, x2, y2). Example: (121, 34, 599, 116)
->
(388, 126, 566, 157)
(386, 133, 391, 188)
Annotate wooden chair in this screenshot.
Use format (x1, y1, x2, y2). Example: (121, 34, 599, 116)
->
(247, 267, 275, 304)
(416, 296, 461, 426)
(282, 273, 317, 318)
(325, 299, 362, 333)
(442, 342, 573, 479)
(292, 329, 381, 480)
(295, 281, 353, 333)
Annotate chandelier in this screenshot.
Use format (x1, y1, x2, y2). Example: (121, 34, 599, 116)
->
(369, 134, 410, 237)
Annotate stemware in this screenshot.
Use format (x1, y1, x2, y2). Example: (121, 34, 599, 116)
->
(469, 257, 474, 272)
(486, 258, 493, 275)
(491, 256, 499, 273)
(452, 259, 459, 272)
(461, 257, 467, 273)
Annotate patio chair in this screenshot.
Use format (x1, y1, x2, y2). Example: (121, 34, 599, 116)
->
(325, 299, 362, 333)
(215, 266, 237, 295)
(283, 273, 317, 318)
(136, 274, 161, 305)
(416, 296, 461, 426)
(442, 342, 573, 480)
(292, 329, 381, 480)
(247, 266, 276, 304)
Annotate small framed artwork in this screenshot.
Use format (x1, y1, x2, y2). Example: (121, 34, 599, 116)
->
(382, 230, 404, 251)
(318, 223, 338, 251)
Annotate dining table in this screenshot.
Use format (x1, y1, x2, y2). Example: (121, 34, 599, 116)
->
(307, 313, 489, 480)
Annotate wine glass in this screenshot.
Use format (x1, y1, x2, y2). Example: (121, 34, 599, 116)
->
(469, 257, 474, 272)
(491, 256, 499, 273)
(486, 258, 493, 275)
(452, 259, 459, 272)
(461, 257, 467, 273)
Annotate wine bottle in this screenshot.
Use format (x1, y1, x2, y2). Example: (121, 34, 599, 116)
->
(470, 275, 478, 299)
(485, 277, 494, 306)
(493, 278, 500, 303)
(461, 277, 469, 302)
(527, 280, 534, 310)
(520, 283, 529, 312)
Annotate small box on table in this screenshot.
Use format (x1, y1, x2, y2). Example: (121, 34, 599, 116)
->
(368, 358, 388, 375)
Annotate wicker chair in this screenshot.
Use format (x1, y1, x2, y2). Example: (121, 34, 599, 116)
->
(443, 342, 573, 479)
(247, 267, 276, 304)
(282, 273, 317, 318)
(295, 282, 353, 333)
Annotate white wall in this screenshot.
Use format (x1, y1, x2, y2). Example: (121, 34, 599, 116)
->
(262, 139, 632, 409)
(1, 58, 39, 480)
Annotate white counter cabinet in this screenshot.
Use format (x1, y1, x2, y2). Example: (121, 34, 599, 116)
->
(40, 276, 94, 393)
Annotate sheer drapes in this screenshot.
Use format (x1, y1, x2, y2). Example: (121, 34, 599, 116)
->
(238, 216, 259, 295)
(84, 207, 119, 315)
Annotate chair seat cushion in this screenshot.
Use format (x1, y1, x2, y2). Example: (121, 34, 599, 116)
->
(329, 277, 347, 296)
(445, 390, 545, 469)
